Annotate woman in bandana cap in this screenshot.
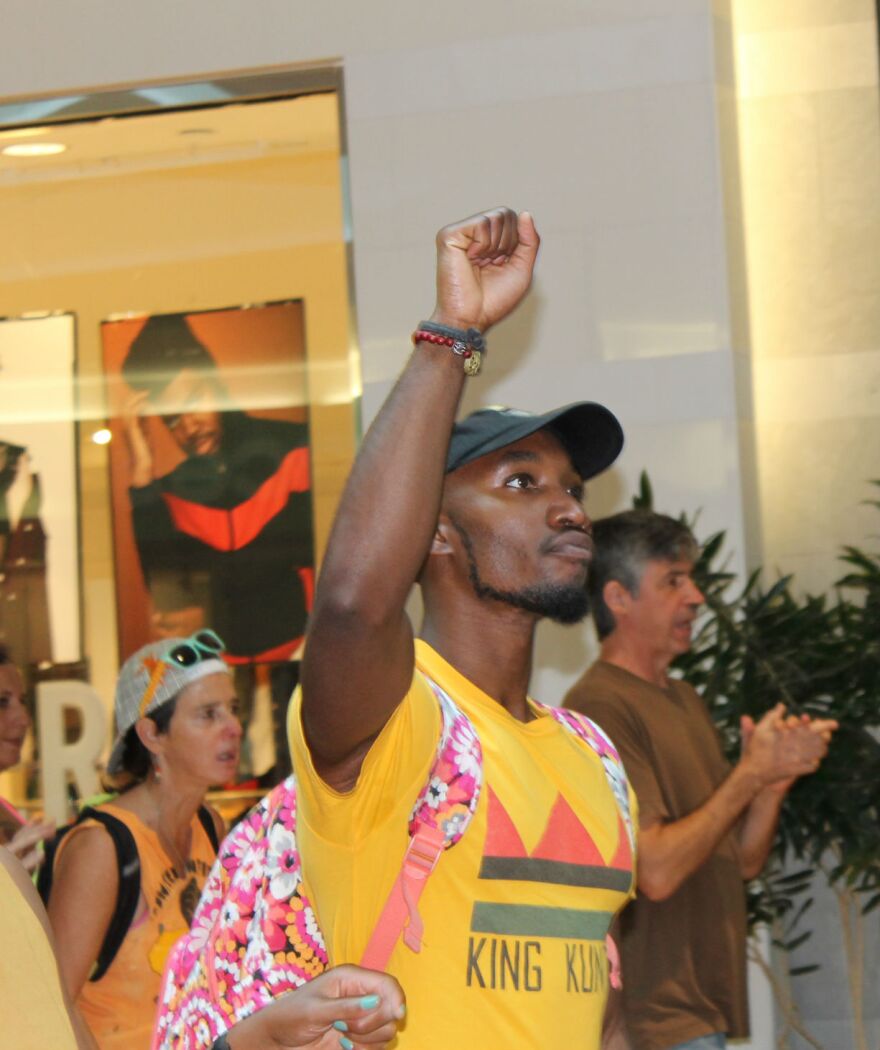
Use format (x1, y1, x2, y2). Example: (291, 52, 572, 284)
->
(46, 631, 242, 1049)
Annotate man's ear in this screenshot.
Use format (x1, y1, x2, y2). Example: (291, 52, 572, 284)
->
(603, 579, 632, 619)
(429, 516, 455, 556)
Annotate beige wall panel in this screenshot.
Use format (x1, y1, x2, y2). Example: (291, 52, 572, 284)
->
(733, 2, 880, 595)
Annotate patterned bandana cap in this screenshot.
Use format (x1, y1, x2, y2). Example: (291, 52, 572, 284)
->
(106, 633, 229, 774)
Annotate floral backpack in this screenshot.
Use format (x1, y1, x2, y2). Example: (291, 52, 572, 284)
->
(153, 679, 633, 1050)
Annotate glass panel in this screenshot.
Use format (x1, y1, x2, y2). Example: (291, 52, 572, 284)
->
(0, 75, 357, 809)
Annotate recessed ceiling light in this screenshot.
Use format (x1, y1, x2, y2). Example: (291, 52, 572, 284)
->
(2, 141, 67, 157)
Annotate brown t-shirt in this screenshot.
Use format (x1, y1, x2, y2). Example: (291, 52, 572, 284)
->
(564, 660, 748, 1050)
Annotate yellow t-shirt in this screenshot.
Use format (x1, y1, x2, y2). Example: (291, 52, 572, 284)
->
(0, 857, 79, 1050)
(289, 640, 637, 1049)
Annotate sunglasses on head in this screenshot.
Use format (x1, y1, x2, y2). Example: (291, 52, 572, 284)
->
(161, 629, 226, 669)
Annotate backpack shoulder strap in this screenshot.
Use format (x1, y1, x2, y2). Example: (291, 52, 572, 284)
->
(540, 704, 635, 853)
(196, 804, 220, 852)
(80, 808, 142, 981)
(359, 673, 482, 970)
(407, 676, 483, 847)
(36, 819, 69, 905)
(539, 704, 631, 991)
(40, 807, 142, 982)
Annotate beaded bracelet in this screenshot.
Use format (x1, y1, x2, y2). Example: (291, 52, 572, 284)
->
(412, 321, 485, 376)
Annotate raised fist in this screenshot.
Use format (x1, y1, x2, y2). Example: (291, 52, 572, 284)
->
(431, 207, 540, 334)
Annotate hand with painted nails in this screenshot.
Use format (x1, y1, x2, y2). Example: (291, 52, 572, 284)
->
(223, 964, 406, 1050)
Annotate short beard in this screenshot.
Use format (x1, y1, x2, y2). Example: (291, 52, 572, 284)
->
(452, 519, 590, 626)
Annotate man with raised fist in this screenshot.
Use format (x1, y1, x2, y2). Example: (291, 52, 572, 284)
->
(290, 208, 635, 1048)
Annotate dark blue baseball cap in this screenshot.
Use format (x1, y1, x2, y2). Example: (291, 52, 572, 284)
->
(447, 402, 623, 480)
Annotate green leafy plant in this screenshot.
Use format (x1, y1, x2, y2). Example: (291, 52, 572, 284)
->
(634, 473, 880, 1049)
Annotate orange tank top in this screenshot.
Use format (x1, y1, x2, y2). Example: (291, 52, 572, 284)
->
(60, 803, 217, 1050)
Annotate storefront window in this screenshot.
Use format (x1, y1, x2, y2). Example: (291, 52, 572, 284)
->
(0, 67, 357, 820)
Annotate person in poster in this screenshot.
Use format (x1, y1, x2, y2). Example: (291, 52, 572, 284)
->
(0, 441, 52, 666)
(119, 312, 314, 665)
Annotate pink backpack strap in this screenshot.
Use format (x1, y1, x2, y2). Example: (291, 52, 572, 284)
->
(605, 931, 623, 991)
(539, 704, 633, 991)
(360, 677, 482, 970)
(539, 703, 635, 852)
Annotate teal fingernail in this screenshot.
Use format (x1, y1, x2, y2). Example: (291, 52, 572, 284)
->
(332, 1020, 348, 1032)
(340, 1038, 354, 1050)
(359, 994, 381, 1010)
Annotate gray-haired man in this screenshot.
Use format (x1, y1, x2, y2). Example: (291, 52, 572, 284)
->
(564, 509, 836, 1050)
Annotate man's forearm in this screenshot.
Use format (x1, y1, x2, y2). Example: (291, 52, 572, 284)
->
(637, 761, 760, 900)
(738, 785, 786, 879)
(640, 703, 839, 898)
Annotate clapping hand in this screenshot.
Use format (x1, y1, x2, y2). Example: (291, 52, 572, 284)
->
(741, 703, 838, 795)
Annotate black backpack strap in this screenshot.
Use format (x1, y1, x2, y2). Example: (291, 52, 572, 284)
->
(36, 821, 67, 905)
(197, 804, 220, 853)
(81, 809, 142, 981)
(38, 807, 142, 982)
(37, 812, 93, 906)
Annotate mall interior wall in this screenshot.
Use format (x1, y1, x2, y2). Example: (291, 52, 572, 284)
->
(0, 0, 752, 698)
(3, 2, 878, 1044)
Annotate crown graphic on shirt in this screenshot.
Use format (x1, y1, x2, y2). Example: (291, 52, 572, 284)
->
(478, 786, 632, 886)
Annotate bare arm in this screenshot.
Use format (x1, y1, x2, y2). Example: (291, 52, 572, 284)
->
(47, 826, 119, 999)
(638, 762, 762, 900)
(638, 705, 836, 900)
(737, 786, 786, 879)
(302, 208, 539, 789)
(120, 389, 154, 489)
(0, 847, 99, 1050)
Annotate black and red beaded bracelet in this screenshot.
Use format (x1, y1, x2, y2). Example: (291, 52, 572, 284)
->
(412, 320, 485, 376)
